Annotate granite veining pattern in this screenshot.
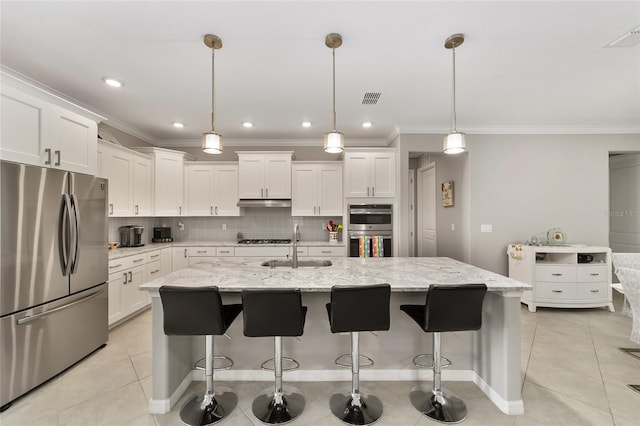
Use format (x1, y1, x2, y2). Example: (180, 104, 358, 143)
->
(140, 257, 529, 292)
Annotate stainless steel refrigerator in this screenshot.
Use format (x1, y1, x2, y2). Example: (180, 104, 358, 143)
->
(1, 160, 108, 409)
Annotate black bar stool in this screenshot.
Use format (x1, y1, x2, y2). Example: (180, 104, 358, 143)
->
(326, 284, 391, 425)
(400, 284, 487, 424)
(159, 286, 242, 426)
(242, 289, 308, 424)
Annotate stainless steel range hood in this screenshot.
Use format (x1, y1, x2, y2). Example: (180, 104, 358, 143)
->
(237, 199, 292, 208)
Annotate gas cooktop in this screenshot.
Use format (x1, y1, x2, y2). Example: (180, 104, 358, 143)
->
(237, 239, 292, 244)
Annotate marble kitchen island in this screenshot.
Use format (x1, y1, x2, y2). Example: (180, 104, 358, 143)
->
(140, 257, 530, 416)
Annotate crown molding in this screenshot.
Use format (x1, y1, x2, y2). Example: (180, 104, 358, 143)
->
(154, 138, 389, 149)
(396, 124, 640, 135)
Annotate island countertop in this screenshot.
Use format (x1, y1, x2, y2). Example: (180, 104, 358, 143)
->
(140, 256, 530, 292)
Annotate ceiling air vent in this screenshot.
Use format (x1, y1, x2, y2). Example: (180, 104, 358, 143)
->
(605, 26, 640, 48)
(362, 92, 382, 105)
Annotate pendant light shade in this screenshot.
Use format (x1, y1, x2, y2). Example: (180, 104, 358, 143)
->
(443, 34, 466, 155)
(324, 33, 344, 154)
(202, 34, 223, 154)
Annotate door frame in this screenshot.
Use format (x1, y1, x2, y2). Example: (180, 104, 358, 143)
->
(417, 162, 436, 257)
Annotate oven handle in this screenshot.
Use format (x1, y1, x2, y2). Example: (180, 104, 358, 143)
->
(348, 209, 392, 215)
(348, 233, 393, 238)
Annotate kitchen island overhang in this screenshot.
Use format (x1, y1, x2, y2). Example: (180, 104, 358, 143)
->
(140, 257, 529, 416)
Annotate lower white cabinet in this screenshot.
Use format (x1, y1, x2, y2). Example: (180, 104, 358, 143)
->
(508, 244, 613, 312)
(107, 247, 172, 327)
(172, 247, 189, 271)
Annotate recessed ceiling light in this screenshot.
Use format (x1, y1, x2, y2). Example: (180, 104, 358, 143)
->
(102, 77, 123, 88)
(302, 121, 312, 128)
(362, 122, 373, 128)
(242, 121, 253, 128)
(172, 122, 185, 129)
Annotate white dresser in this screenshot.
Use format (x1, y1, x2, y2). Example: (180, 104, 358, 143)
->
(508, 244, 613, 312)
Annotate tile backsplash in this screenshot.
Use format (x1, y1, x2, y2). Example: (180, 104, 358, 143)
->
(108, 209, 343, 244)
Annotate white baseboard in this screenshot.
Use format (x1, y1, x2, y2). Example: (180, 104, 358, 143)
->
(148, 371, 193, 414)
(190, 368, 524, 416)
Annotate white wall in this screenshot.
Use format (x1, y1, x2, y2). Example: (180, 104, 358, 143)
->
(396, 133, 640, 275)
(609, 153, 640, 252)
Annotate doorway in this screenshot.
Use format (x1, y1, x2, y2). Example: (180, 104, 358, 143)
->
(417, 162, 436, 257)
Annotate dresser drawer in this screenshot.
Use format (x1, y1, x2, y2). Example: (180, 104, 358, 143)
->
(576, 265, 608, 282)
(536, 265, 576, 282)
(147, 260, 162, 280)
(576, 282, 608, 300)
(188, 247, 217, 257)
(216, 247, 234, 257)
(536, 282, 576, 300)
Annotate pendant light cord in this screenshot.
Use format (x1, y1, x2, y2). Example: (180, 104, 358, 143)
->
(332, 43, 337, 132)
(451, 46, 457, 132)
(211, 48, 216, 132)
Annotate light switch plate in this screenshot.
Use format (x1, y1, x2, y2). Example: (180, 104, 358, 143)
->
(481, 224, 493, 233)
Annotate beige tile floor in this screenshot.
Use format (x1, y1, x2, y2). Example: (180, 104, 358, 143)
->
(1, 292, 639, 426)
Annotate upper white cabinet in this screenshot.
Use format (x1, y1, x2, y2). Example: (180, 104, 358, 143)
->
(97, 141, 152, 217)
(292, 162, 342, 216)
(185, 162, 240, 216)
(135, 147, 195, 216)
(237, 152, 293, 199)
(1, 84, 98, 175)
(344, 151, 396, 198)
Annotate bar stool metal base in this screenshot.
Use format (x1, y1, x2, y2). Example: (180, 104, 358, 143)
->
(409, 386, 467, 424)
(330, 387, 383, 425)
(252, 386, 305, 424)
(180, 386, 238, 426)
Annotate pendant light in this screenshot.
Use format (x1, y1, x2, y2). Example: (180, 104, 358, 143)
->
(324, 33, 344, 154)
(202, 34, 223, 154)
(443, 33, 466, 155)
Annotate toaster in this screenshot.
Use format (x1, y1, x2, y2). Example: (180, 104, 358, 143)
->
(152, 227, 173, 243)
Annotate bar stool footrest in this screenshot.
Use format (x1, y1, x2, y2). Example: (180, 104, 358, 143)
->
(412, 353, 451, 369)
(195, 355, 234, 371)
(335, 353, 375, 369)
(260, 356, 300, 372)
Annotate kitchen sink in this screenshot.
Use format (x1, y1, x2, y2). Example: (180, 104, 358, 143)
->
(261, 259, 332, 268)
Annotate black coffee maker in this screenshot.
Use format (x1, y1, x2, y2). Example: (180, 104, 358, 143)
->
(119, 225, 144, 247)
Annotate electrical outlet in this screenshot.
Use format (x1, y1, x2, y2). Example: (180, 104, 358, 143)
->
(222, 223, 227, 231)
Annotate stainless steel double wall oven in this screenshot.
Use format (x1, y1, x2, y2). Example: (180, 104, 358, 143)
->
(347, 204, 393, 257)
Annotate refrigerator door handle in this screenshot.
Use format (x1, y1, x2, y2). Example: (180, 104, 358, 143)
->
(16, 290, 104, 325)
(59, 194, 73, 276)
(70, 194, 80, 274)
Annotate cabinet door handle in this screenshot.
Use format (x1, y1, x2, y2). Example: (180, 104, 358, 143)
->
(135, 205, 139, 215)
(211, 206, 214, 215)
(109, 203, 114, 215)
(314, 206, 316, 215)
(219, 250, 230, 254)
(215, 206, 218, 215)
(261, 188, 264, 198)
(109, 263, 122, 269)
(45, 148, 52, 165)
(367, 187, 370, 196)
(150, 269, 160, 275)
(197, 250, 207, 254)
(128, 271, 133, 281)
(54, 150, 61, 166)
(321, 250, 331, 254)
(590, 273, 599, 276)
(590, 289, 600, 293)
(184, 249, 188, 258)
(551, 290, 563, 293)
(318, 206, 321, 215)
(133, 258, 144, 263)
(149, 254, 159, 259)
(372, 187, 375, 196)
(179, 206, 182, 215)
(551, 273, 563, 276)
(123, 272, 128, 284)
(265, 188, 268, 198)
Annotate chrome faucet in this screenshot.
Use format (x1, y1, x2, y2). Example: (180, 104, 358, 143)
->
(292, 223, 300, 268)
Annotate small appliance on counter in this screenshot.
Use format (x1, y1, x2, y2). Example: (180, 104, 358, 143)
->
(152, 227, 173, 243)
(119, 225, 144, 247)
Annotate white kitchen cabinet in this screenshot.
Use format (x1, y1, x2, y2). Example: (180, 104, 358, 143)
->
(136, 147, 195, 216)
(107, 253, 149, 326)
(98, 141, 152, 217)
(237, 152, 293, 199)
(172, 247, 189, 271)
(508, 244, 613, 313)
(1, 84, 98, 174)
(185, 162, 240, 216)
(292, 162, 342, 216)
(344, 151, 395, 198)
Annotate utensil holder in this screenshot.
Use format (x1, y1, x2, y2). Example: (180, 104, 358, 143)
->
(329, 232, 338, 243)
